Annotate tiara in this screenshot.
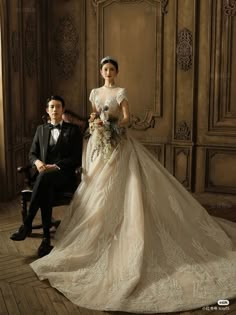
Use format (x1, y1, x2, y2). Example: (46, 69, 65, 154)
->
(100, 56, 118, 64)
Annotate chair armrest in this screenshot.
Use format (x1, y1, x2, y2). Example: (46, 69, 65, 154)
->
(63, 110, 89, 133)
(17, 165, 32, 173)
(17, 165, 37, 189)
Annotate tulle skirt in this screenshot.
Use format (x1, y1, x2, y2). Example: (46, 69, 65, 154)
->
(30, 133, 236, 313)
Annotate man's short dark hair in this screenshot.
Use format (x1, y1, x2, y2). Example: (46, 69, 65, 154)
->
(46, 95, 65, 108)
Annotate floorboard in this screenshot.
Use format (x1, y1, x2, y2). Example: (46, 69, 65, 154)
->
(0, 196, 235, 315)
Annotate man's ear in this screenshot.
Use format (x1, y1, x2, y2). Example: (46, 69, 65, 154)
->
(46, 107, 49, 114)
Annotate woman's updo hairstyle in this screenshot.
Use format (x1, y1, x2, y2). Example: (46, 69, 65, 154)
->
(100, 56, 119, 71)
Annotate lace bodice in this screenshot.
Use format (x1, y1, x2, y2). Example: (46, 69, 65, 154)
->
(89, 86, 128, 120)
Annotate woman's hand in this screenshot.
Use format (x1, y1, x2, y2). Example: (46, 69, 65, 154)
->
(89, 112, 98, 122)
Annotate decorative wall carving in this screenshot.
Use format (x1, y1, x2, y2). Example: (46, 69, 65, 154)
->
(11, 31, 19, 72)
(24, 16, 37, 77)
(175, 121, 191, 140)
(91, 0, 169, 15)
(176, 28, 193, 71)
(53, 15, 79, 79)
(223, 0, 236, 16)
(129, 112, 156, 130)
(160, 0, 169, 14)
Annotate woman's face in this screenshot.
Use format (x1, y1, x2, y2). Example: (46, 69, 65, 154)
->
(100, 62, 118, 81)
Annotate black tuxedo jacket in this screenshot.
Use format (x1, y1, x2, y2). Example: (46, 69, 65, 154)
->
(29, 121, 83, 174)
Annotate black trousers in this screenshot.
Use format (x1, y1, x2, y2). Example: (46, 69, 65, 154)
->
(24, 169, 76, 237)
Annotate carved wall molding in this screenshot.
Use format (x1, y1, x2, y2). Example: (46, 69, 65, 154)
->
(205, 148, 236, 193)
(53, 15, 79, 79)
(11, 31, 19, 72)
(144, 143, 163, 162)
(176, 28, 193, 71)
(173, 147, 190, 188)
(129, 112, 156, 130)
(96, 0, 163, 125)
(24, 16, 37, 77)
(208, 0, 236, 133)
(175, 121, 191, 140)
(223, 0, 236, 16)
(92, 0, 168, 14)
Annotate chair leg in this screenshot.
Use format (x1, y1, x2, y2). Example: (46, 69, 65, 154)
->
(51, 217, 61, 229)
(20, 191, 61, 231)
(31, 217, 60, 230)
(21, 192, 28, 224)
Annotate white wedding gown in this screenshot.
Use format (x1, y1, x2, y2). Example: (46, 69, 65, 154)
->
(31, 87, 236, 313)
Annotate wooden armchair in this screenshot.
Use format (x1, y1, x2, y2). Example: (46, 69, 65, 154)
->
(17, 165, 82, 230)
(17, 110, 88, 230)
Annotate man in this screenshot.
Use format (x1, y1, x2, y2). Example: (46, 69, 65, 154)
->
(10, 95, 83, 257)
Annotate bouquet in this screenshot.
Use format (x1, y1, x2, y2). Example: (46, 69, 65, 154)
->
(87, 106, 125, 161)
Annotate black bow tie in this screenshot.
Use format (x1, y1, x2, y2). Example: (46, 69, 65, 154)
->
(49, 123, 61, 130)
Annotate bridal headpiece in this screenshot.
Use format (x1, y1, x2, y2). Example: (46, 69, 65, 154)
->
(100, 56, 118, 64)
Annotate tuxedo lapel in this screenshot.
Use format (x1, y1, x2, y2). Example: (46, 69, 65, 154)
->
(41, 124, 50, 161)
(52, 122, 69, 150)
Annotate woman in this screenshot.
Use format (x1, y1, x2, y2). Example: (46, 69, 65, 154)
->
(31, 56, 236, 313)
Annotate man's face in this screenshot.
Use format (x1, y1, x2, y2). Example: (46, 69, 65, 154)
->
(46, 100, 64, 123)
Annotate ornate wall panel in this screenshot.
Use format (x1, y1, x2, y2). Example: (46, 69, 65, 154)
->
(2, 0, 236, 201)
(0, 0, 8, 200)
(0, 0, 50, 200)
(53, 15, 79, 80)
(95, 0, 164, 125)
(208, 0, 236, 133)
(49, 0, 86, 117)
(22, 0, 43, 143)
(172, 0, 197, 144)
(172, 146, 192, 189)
(3, 0, 26, 198)
(176, 28, 193, 72)
(223, 0, 236, 16)
(144, 143, 165, 165)
(195, 0, 236, 197)
(205, 148, 236, 193)
(170, 0, 197, 191)
(8, 0, 23, 147)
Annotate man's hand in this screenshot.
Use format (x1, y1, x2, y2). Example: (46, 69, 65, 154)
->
(35, 160, 47, 173)
(35, 160, 60, 173)
(44, 164, 60, 172)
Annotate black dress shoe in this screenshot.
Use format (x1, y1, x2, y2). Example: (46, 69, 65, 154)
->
(38, 238, 53, 258)
(10, 224, 32, 241)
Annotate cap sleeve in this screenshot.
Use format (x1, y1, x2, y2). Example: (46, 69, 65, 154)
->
(89, 89, 95, 104)
(116, 88, 128, 105)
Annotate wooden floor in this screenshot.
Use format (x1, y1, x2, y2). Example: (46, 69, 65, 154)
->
(0, 196, 236, 315)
